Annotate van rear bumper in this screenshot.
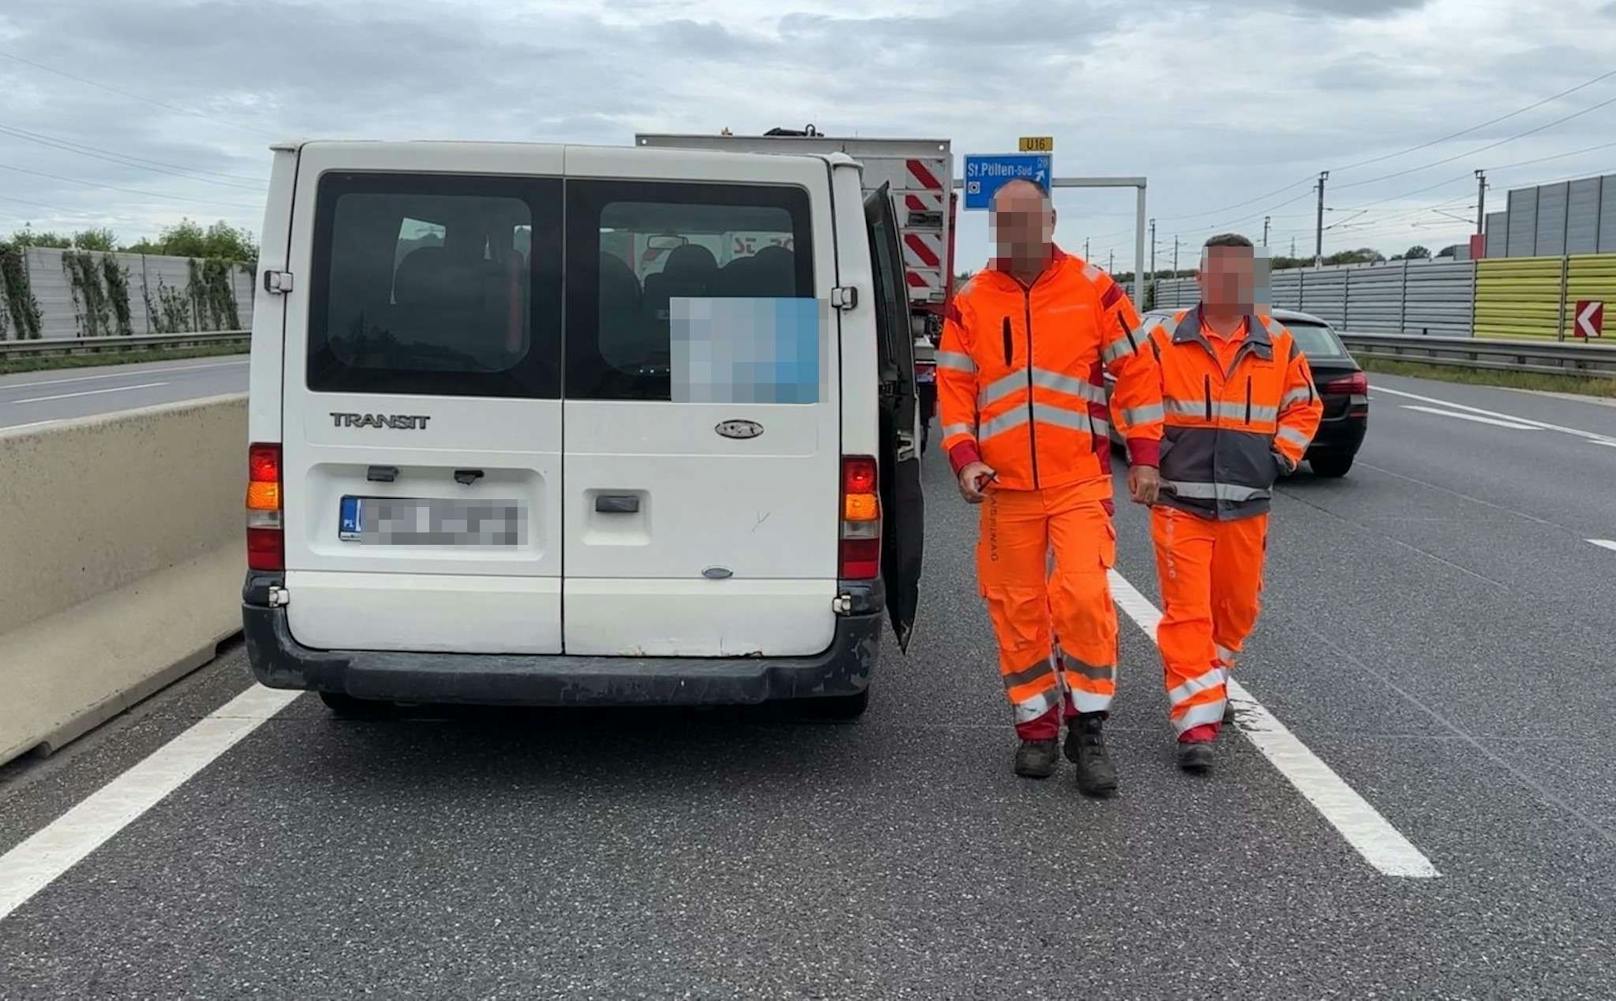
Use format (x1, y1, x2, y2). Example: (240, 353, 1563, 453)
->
(241, 591, 881, 707)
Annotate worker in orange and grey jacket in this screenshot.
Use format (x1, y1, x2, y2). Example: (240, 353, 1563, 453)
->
(1141, 233, 1324, 774)
(937, 179, 1165, 796)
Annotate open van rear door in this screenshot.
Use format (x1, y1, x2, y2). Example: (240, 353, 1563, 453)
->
(863, 185, 923, 651)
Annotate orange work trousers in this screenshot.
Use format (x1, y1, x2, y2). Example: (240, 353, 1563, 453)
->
(977, 481, 1118, 741)
(1150, 506, 1268, 736)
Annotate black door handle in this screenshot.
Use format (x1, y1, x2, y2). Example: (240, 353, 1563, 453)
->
(454, 469, 484, 485)
(366, 465, 398, 483)
(595, 494, 640, 514)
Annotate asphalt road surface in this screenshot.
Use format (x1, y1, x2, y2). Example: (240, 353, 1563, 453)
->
(0, 356, 248, 430)
(2, 373, 1615, 999)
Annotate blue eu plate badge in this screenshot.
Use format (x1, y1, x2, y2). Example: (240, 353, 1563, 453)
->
(339, 496, 362, 541)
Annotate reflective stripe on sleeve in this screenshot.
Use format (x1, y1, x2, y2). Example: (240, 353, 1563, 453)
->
(940, 422, 974, 441)
(1277, 425, 1312, 449)
(1119, 402, 1165, 425)
(1280, 386, 1313, 410)
(1101, 334, 1138, 365)
(936, 351, 976, 373)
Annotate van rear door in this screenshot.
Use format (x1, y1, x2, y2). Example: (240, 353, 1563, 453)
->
(279, 142, 565, 654)
(863, 185, 923, 650)
(560, 147, 839, 657)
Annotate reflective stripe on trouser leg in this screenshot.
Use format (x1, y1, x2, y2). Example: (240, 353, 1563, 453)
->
(1060, 650, 1115, 714)
(977, 488, 1059, 739)
(1043, 484, 1120, 717)
(1210, 513, 1267, 678)
(1152, 506, 1226, 731)
(1173, 697, 1227, 735)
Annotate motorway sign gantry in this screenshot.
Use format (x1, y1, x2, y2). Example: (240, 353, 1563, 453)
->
(1575, 299, 1603, 338)
(963, 153, 1053, 210)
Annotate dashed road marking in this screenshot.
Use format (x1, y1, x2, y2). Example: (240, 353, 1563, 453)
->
(0, 685, 301, 923)
(1399, 405, 1541, 430)
(1589, 539, 1616, 553)
(1108, 568, 1440, 879)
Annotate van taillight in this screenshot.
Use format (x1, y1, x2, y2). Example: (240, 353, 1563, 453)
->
(246, 442, 283, 571)
(839, 456, 880, 580)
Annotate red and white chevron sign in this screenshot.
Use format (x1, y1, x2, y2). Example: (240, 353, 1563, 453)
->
(906, 158, 944, 191)
(1575, 299, 1603, 338)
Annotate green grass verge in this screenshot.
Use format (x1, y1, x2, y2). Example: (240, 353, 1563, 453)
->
(0, 342, 248, 376)
(1358, 356, 1616, 399)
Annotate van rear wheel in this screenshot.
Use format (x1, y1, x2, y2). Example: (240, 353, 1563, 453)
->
(319, 691, 394, 719)
(801, 689, 870, 721)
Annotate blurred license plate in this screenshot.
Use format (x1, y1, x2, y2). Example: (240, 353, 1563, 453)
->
(338, 496, 525, 546)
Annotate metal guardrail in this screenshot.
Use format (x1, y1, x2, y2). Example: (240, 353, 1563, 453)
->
(1339, 332, 1616, 380)
(0, 331, 248, 359)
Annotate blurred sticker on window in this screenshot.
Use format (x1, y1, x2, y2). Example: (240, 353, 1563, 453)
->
(670, 297, 821, 404)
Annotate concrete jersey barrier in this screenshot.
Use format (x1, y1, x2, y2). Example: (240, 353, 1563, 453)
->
(0, 394, 247, 765)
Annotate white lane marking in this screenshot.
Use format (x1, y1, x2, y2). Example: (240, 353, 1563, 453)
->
(1374, 385, 1616, 445)
(1399, 405, 1542, 430)
(0, 685, 300, 923)
(10, 381, 168, 404)
(0, 360, 246, 391)
(1108, 569, 1440, 879)
(1589, 539, 1616, 553)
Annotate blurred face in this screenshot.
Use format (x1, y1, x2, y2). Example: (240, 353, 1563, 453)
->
(1197, 244, 1256, 311)
(990, 180, 1055, 266)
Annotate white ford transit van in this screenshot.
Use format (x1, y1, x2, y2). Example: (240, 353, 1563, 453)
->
(242, 141, 923, 719)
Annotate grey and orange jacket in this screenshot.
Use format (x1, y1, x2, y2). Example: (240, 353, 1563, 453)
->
(937, 248, 1164, 495)
(1147, 307, 1324, 520)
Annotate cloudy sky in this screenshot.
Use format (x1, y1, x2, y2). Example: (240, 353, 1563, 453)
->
(2, 0, 1615, 270)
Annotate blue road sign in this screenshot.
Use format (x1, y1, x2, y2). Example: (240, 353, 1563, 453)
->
(963, 153, 1053, 210)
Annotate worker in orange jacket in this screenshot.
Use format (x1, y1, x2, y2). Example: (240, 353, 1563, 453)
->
(1142, 233, 1323, 773)
(937, 179, 1164, 796)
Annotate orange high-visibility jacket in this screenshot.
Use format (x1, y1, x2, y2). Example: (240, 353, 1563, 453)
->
(1148, 307, 1324, 520)
(937, 249, 1164, 492)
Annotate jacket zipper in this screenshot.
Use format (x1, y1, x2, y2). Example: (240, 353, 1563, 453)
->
(1204, 374, 1213, 422)
(1023, 290, 1040, 489)
(1002, 317, 1013, 366)
(1245, 377, 1253, 424)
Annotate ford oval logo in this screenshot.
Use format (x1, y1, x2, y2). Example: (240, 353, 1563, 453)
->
(715, 419, 764, 440)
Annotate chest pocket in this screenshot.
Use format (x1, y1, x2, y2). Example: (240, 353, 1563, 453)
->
(1231, 357, 1283, 425)
(1034, 303, 1099, 373)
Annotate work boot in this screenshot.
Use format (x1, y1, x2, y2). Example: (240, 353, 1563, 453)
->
(1063, 713, 1119, 797)
(1014, 739, 1059, 779)
(1177, 738, 1215, 774)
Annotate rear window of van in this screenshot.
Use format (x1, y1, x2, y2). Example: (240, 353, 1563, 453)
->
(307, 172, 563, 398)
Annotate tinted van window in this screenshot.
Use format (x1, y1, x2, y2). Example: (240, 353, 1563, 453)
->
(308, 172, 562, 398)
(565, 180, 813, 401)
